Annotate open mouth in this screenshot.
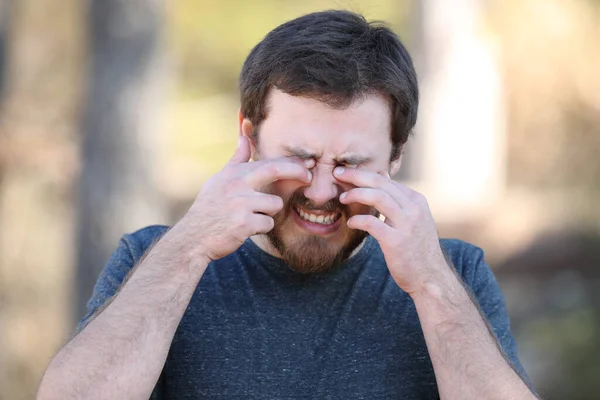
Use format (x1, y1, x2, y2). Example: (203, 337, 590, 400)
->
(295, 207, 342, 225)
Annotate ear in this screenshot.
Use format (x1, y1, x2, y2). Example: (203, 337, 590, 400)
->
(238, 109, 258, 160)
(389, 145, 404, 176)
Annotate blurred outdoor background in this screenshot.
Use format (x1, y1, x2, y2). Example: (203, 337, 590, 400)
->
(0, 0, 599, 399)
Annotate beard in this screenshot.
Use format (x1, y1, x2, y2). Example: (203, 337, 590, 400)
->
(266, 190, 371, 274)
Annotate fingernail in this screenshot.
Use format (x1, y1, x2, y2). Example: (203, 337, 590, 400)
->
(340, 192, 347, 200)
(306, 170, 312, 181)
(304, 159, 315, 168)
(334, 166, 345, 175)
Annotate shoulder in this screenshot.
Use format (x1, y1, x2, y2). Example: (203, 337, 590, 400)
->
(95, 224, 171, 280)
(74, 225, 171, 333)
(439, 238, 487, 285)
(439, 238, 483, 259)
(120, 224, 171, 261)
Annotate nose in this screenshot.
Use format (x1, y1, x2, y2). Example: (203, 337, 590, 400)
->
(303, 164, 341, 207)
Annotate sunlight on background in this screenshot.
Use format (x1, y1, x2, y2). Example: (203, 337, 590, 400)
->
(0, 0, 599, 399)
(162, 0, 409, 201)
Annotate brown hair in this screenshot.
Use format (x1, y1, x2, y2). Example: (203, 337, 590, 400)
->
(239, 10, 419, 160)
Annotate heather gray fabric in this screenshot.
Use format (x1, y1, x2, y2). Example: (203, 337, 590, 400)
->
(77, 225, 528, 399)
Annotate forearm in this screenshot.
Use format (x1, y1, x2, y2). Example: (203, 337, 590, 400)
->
(412, 266, 536, 400)
(38, 233, 210, 400)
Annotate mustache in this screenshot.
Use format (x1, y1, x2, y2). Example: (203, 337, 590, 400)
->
(287, 191, 344, 213)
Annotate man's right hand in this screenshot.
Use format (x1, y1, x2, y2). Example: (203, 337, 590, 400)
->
(174, 136, 313, 262)
(37, 136, 314, 400)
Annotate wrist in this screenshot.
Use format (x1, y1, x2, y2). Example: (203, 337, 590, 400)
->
(411, 277, 474, 335)
(410, 264, 467, 308)
(146, 227, 212, 278)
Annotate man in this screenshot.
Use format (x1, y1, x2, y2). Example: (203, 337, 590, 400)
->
(38, 10, 538, 400)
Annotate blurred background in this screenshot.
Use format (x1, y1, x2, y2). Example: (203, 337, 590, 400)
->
(0, 0, 599, 398)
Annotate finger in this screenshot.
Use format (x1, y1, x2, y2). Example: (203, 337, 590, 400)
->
(334, 166, 412, 207)
(228, 136, 252, 164)
(347, 214, 393, 241)
(249, 213, 275, 235)
(250, 193, 284, 216)
(339, 188, 403, 227)
(248, 159, 312, 188)
(304, 158, 316, 169)
(379, 171, 416, 200)
(334, 166, 390, 189)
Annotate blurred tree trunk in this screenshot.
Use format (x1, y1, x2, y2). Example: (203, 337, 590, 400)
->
(77, 0, 169, 323)
(0, 0, 12, 395)
(0, 0, 10, 101)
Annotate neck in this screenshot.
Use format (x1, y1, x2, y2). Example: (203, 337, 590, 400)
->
(250, 234, 281, 257)
(249, 234, 367, 260)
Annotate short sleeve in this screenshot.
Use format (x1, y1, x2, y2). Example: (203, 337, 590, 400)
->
(75, 236, 137, 333)
(74, 225, 170, 399)
(459, 244, 533, 389)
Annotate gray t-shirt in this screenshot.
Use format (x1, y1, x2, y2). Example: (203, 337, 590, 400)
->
(77, 225, 528, 399)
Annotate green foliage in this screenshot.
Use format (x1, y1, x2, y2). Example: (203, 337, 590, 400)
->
(169, 0, 410, 97)
(520, 307, 600, 399)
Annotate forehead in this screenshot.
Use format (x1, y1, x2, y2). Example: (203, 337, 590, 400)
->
(258, 89, 392, 162)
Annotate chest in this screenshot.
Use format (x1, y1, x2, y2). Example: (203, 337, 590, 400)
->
(162, 277, 439, 399)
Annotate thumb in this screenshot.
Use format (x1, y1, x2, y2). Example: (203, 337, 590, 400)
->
(229, 136, 251, 164)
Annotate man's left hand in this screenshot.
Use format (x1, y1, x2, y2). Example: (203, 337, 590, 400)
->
(334, 166, 451, 295)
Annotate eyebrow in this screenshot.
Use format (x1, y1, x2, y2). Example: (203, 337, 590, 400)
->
(283, 146, 372, 165)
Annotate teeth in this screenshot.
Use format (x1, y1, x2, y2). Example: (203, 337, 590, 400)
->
(296, 208, 338, 225)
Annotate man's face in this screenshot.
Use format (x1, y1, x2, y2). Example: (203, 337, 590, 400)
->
(243, 89, 397, 274)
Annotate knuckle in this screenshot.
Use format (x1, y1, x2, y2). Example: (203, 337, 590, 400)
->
(408, 207, 422, 223)
(242, 212, 254, 227)
(224, 178, 241, 193)
(222, 163, 238, 178)
(414, 193, 429, 208)
(411, 190, 425, 202)
(231, 194, 245, 208)
(258, 195, 280, 211)
(410, 209, 421, 221)
(371, 190, 387, 206)
(232, 211, 248, 230)
(382, 194, 395, 209)
(375, 189, 388, 202)
(265, 161, 281, 176)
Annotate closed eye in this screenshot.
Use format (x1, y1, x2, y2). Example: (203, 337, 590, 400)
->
(337, 163, 359, 169)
